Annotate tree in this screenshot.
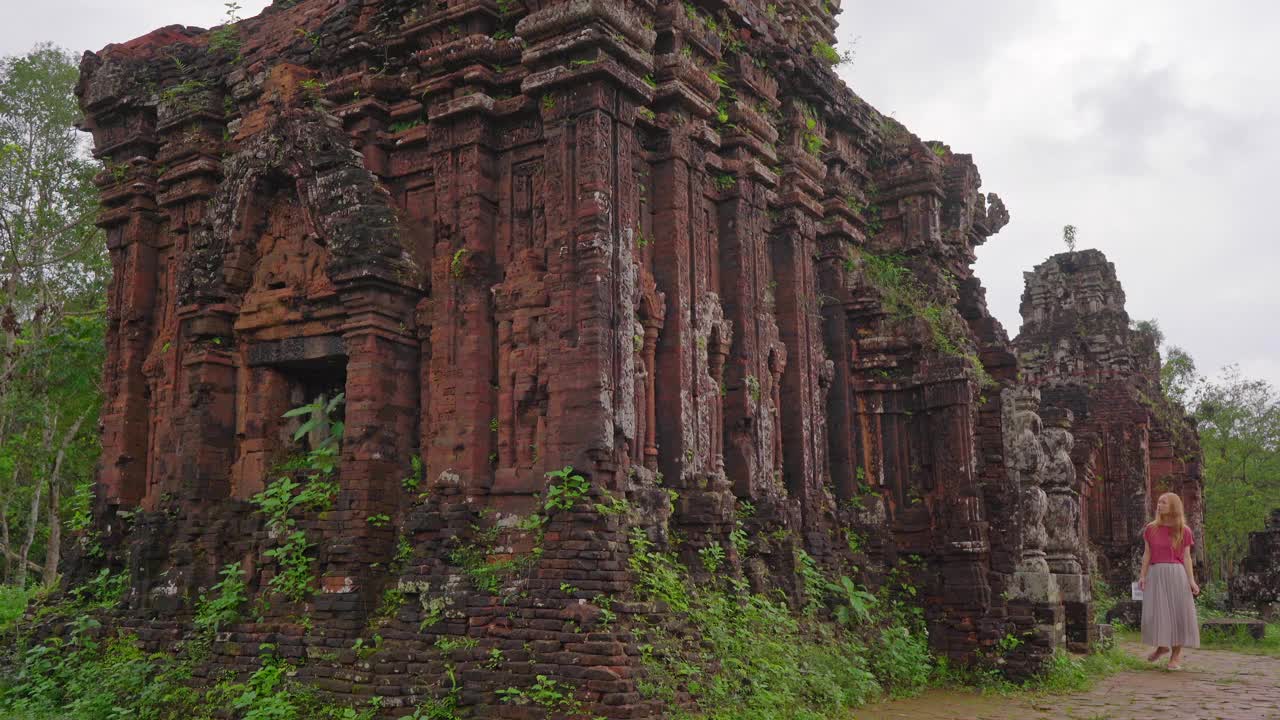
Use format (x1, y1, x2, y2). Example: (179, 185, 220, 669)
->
(1062, 224, 1077, 252)
(0, 44, 106, 587)
(1158, 350, 1280, 582)
(1159, 345, 1197, 408)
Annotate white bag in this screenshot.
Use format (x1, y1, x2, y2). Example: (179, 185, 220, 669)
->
(1131, 580, 1143, 601)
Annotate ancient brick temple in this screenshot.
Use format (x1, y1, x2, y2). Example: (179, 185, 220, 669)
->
(1232, 509, 1280, 620)
(73, 0, 1109, 714)
(1015, 249, 1205, 597)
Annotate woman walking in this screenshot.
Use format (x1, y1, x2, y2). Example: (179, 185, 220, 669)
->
(1138, 492, 1200, 669)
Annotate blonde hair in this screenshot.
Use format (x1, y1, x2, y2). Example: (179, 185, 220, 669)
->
(1148, 492, 1189, 552)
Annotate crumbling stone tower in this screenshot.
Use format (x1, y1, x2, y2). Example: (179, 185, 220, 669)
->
(1232, 509, 1280, 619)
(74, 0, 1095, 713)
(1015, 249, 1205, 595)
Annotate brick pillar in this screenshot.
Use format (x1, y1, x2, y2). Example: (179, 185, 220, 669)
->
(323, 281, 418, 593)
(83, 93, 163, 509)
(99, 213, 161, 507)
(174, 305, 238, 503)
(422, 111, 499, 495)
(770, 215, 828, 514)
(649, 132, 697, 487)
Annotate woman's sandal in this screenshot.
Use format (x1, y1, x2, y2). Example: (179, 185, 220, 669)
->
(1166, 660, 1183, 671)
(1146, 648, 1168, 662)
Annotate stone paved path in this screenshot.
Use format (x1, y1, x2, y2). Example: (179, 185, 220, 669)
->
(853, 643, 1280, 720)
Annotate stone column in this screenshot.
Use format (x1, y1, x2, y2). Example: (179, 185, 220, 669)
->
(1041, 407, 1094, 650)
(1002, 386, 1063, 649)
(642, 322, 660, 470)
(174, 306, 238, 504)
(318, 279, 418, 609)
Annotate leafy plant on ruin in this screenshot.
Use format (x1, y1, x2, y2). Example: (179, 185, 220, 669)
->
(698, 542, 726, 572)
(487, 0, 517, 40)
(449, 248, 468, 278)
(812, 41, 841, 66)
(295, 27, 322, 48)
(66, 567, 128, 611)
(193, 562, 249, 635)
(448, 521, 542, 596)
(851, 251, 996, 388)
(628, 529, 902, 717)
(715, 99, 731, 127)
(372, 587, 406, 626)
(794, 548, 828, 615)
(389, 117, 424, 133)
(543, 465, 590, 512)
(592, 493, 630, 516)
(0, 620, 380, 720)
(299, 78, 327, 107)
(250, 394, 345, 604)
(160, 78, 209, 104)
(802, 114, 825, 156)
(208, 2, 244, 58)
(206, 648, 382, 720)
(831, 576, 877, 627)
(405, 683, 462, 720)
(262, 531, 317, 604)
(402, 455, 424, 492)
(496, 674, 586, 716)
(1063, 223, 1078, 252)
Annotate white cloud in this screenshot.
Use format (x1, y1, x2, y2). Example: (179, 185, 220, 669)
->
(839, 0, 1280, 389)
(2, 1, 273, 59)
(5, 0, 1277, 390)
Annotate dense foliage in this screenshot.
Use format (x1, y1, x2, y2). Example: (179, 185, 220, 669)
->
(0, 44, 107, 588)
(1158, 342, 1280, 581)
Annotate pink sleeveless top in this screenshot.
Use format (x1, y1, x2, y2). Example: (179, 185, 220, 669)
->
(1144, 524, 1193, 565)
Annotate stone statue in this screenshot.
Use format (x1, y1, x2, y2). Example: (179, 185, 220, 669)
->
(1003, 387, 1048, 574)
(1041, 409, 1082, 575)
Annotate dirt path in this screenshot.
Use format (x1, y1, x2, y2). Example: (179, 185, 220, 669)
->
(853, 643, 1280, 720)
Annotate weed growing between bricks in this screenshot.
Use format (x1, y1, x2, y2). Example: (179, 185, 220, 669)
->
(627, 528, 933, 720)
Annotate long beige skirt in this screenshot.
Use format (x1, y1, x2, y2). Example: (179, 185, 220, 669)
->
(1141, 562, 1200, 648)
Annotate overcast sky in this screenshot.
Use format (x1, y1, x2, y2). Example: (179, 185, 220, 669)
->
(836, 1, 1280, 390)
(4, 0, 1277, 388)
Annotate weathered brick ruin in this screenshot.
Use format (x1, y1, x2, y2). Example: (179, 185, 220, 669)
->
(1232, 509, 1280, 620)
(1015, 250, 1205, 630)
(66, 0, 1153, 715)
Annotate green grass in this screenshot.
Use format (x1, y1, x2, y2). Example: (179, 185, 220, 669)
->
(1121, 622, 1280, 657)
(932, 642, 1148, 697)
(0, 585, 39, 634)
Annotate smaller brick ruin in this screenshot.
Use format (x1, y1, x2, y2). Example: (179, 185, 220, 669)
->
(1232, 509, 1280, 620)
(1015, 249, 1205, 602)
